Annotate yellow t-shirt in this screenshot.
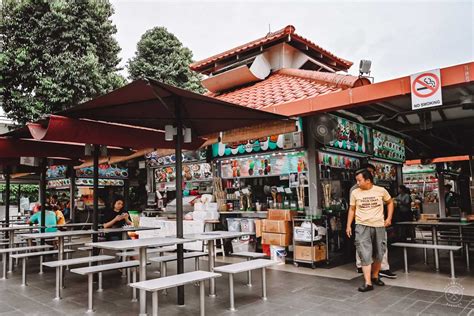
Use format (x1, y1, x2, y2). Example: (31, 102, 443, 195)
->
(350, 185, 391, 227)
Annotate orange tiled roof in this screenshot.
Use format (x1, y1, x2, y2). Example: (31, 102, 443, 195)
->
(190, 25, 353, 72)
(206, 69, 369, 110)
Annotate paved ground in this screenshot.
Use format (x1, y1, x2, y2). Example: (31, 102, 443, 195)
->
(0, 251, 473, 316)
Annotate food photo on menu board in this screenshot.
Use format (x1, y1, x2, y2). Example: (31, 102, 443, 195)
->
(154, 163, 212, 183)
(77, 164, 128, 179)
(372, 130, 406, 162)
(219, 152, 307, 179)
(46, 165, 68, 179)
(327, 116, 371, 153)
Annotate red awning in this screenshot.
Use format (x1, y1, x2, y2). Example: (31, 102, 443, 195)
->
(0, 137, 131, 158)
(61, 78, 292, 138)
(27, 115, 204, 150)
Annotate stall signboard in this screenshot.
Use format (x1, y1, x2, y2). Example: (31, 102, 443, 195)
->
(373, 130, 405, 162)
(211, 118, 303, 158)
(402, 164, 436, 174)
(370, 161, 397, 182)
(318, 152, 360, 170)
(155, 162, 212, 183)
(47, 165, 68, 180)
(146, 149, 207, 167)
(47, 178, 124, 189)
(327, 116, 371, 154)
(77, 164, 128, 179)
(220, 151, 307, 179)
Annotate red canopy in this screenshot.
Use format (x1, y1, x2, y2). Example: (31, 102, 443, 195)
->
(28, 115, 204, 150)
(0, 137, 131, 158)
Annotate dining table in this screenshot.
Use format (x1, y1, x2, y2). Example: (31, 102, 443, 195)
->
(87, 236, 194, 316)
(183, 231, 255, 297)
(396, 220, 474, 271)
(0, 225, 44, 272)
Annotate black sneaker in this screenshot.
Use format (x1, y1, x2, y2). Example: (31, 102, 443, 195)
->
(357, 268, 363, 273)
(358, 284, 374, 292)
(379, 270, 397, 279)
(371, 278, 385, 286)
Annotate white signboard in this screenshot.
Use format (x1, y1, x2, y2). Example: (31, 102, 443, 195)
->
(410, 69, 443, 110)
(20, 157, 38, 167)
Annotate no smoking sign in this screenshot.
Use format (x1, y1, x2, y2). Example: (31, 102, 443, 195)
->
(410, 69, 443, 110)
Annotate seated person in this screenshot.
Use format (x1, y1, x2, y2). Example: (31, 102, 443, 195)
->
(102, 197, 132, 241)
(53, 205, 66, 230)
(28, 204, 58, 232)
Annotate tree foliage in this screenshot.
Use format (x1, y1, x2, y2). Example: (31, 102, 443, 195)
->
(0, 0, 125, 125)
(127, 27, 205, 93)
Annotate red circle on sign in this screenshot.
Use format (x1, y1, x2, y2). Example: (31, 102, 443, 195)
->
(412, 73, 440, 98)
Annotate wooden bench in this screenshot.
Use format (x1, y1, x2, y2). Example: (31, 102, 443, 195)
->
(392, 242, 462, 278)
(43, 255, 115, 299)
(11, 249, 75, 286)
(0, 245, 53, 279)
(232, 252, 267, 286)
(71, 260, 140, 312)
(129, 271, 221, 316)
(214, 259, 276, 311)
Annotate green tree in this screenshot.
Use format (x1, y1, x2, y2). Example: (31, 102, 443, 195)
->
(127, 27, 205, 93)
(0, 0, 126, 125)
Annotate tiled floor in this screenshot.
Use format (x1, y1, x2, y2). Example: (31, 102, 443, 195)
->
(0, 249, 472, 316)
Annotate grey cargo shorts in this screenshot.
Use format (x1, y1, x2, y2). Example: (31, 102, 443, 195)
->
(355, 224, 387, 266)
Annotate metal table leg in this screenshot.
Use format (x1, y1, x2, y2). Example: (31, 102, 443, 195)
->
(262, 268, 267, 300)
(466, 243, 470, 272)
(87, 273, 94, 313)
(59, 237, 64, 291)
(152, 291, 158, 316)
(449, 250, 456, 279)
(247, 258, 252, 286)
(139, 247, 147, 316)
(2, 253, 7, 279)
(403, 247, 409, 273)
(21, 258, 27, 286)
(121, 231, 127, 278)
(200, 280, 205, 316)
(8, 231, 14, 273)
(208, 239, 216, 297)
(131, 267, 137, 302)
(229, 274, 235, 311)
(432, 226, 439, 271)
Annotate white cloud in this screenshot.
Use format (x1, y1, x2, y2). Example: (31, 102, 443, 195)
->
(110, 0, 474, 81)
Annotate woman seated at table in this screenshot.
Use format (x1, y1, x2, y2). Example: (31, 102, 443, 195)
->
(102, 196, 132, 241)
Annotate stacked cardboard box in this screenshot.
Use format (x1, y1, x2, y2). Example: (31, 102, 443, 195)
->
(261, 209, 297, 246)
(294, 244, 326, 262)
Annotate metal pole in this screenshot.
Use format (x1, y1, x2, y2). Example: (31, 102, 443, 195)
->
(92, 145, 100, 253)
(40, 160, 47, 237)
(17, 184, 21, 216)
(70, 167, 76, 223)
(5, 170, 10, 228)
(175, 102, 185, 305)
(5, 170, 11, 272)
(469, 154, 474, 213)
(124, 179, 130, 211)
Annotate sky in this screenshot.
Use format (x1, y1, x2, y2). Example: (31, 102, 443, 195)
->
(110, 0, 473, 82)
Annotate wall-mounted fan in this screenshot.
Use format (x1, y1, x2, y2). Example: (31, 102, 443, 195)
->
(309, 114, 338, 145)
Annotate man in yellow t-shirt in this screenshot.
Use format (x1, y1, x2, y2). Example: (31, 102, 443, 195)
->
(346, 169, 394, 292)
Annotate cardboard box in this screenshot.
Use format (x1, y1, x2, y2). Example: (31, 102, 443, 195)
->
(255, 219, 262, 238)
(262, 220, 292, 234)
(294, 244, 326, 262)
(261, 232, 292, 246)
(268, 209, 298, 221)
